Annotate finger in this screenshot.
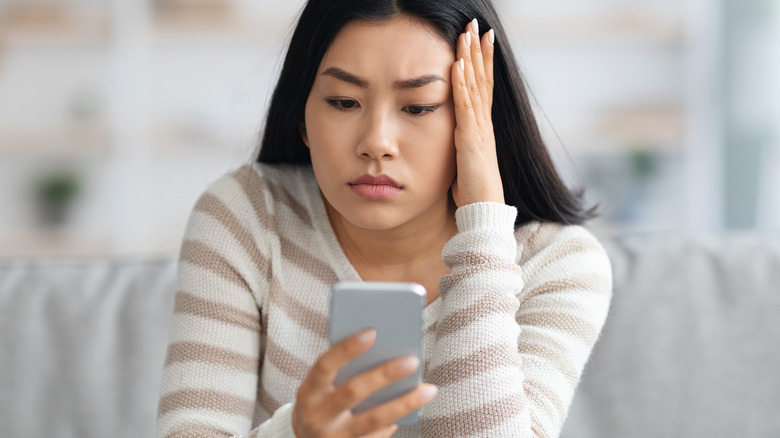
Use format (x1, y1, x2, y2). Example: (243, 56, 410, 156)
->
(451, 57, 477, 143)
(467, 19, 490, 115)
(349, 384, 438, 436)
(359, 424, 399, 438)
(324, 355, 420, 418)
(302, 328, 376, 393)
(457, 29, 484, 119)
(482, 28, 495, 108)
(452, 56, 476, 139)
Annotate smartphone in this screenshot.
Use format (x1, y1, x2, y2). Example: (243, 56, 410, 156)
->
(328, 281, 426, 426)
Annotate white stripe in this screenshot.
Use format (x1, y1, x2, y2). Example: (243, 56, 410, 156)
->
(177, 260, 266, 309)
(427, 313, 519, 370)
(158, 408, 253, 438)
(266, 303, 328, 361)
(424, 365, 524, 416)
(168, 313, 259, 357)
(160, 361, 258, 399)
(183, 210, 270, 285)
(259, 354, 304, 402)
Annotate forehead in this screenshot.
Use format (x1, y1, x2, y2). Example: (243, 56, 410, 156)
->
(318, 16, 454, 79)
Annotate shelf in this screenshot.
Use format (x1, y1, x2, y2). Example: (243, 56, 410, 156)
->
(0, 227, 184, 259)
(0, 228, 110, 259)
(149, 0, 295, 45)
(597, 106, 684, 151)
(539, 106, 684, 155)
(501, 8, 685, 47)
(0, 3, 110, 46)
(0, 124, 111, 157)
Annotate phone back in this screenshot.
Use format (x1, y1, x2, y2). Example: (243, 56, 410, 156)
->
(328, 282, 425, 425)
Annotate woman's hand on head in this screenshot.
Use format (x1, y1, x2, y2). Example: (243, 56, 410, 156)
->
(292, 328, 437, 438)
(451, 19, 505, 207)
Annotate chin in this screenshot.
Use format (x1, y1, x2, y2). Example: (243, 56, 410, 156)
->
(343, 209, 405, 231)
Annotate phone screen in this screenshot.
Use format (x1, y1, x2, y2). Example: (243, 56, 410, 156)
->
(328, 281, 426, 425)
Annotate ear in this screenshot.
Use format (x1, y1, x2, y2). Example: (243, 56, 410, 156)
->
(298, 122, 310, 148)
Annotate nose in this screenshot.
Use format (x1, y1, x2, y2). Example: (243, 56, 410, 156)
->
(355, 108, 398, 160)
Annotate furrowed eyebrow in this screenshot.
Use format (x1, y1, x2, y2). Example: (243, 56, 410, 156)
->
(321, 67, 445, 89)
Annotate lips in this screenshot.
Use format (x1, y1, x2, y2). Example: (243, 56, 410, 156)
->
(349, 174, 402, 200)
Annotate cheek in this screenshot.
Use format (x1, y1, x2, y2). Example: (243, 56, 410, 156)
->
(304, 103, 337, 156)
(410, 113, 456, 170)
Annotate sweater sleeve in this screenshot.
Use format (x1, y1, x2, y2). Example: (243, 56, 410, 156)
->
(156, 173, 297, 438)
(421, 202, 612, 438)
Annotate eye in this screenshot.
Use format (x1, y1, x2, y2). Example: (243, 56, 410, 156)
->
(325, 99, 359, 111)
(404, 105, 439, 116)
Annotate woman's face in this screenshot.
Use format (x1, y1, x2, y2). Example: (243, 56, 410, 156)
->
(302, 16, 456, 232)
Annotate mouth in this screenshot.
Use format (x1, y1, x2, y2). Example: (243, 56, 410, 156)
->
(348, 174, 402, 200)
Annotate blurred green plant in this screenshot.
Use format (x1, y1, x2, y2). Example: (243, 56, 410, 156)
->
(34, 170, 82, 227)
(628, 149, 659, 182)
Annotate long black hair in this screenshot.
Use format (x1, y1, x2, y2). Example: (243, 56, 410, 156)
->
(256, 0, 596, 226)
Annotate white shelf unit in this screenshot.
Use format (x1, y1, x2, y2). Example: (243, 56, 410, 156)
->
(0, 0, 729, 257)
(494, 0, 724, 232)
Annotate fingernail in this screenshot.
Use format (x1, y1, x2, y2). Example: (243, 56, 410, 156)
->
(458, 58, 464, 72)
(358, 328, 375, 344)
(398, 356, 419, 372)
(488, 29, 495, 45)
(465, 31, 470, 47)
(472, 18, 479, 35)
(419, 384, 438, 401)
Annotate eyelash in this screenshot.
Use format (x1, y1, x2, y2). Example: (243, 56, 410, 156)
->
(325, 99, 439, 116)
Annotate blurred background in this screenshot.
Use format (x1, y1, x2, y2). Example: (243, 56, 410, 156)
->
(0, 0, 777, 259)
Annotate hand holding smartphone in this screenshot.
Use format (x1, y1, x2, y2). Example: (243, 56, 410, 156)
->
(328, 281, 426, 426)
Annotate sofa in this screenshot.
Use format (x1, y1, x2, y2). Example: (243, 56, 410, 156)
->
(1, 232, 779, 438)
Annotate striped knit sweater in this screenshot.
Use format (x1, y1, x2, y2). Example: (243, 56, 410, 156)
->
(157, 163, 612, 438)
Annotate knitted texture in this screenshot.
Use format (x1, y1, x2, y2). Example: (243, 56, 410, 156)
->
(157, 163, 612, 438)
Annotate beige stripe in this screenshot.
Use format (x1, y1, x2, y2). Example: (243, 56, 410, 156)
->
(264, 336, 311, 382)
(234, 165, 312, 228)
(163, 423, 233, 438)
(267, 176, 312, 228)
(518, 306, 602, 348)
(180, 240, 248, 288)
(280, 235, 338, 285)
(257, 384, 283, 416)
(234, 167, 275, 227)
(439, 253, 520, 300)
(268, 276, 329, 340)
(441, 251, 517, 271)
(522, 272, 610, 302)
(434, 293, 517, 341)
(194, 192, 271, 277)
(174, 290, 260, 332)
(532, 236, 604, 275)
(513, 221, 539, 249)
(518, 222, 563, 265)
(425, 343, 519, 387)
(517, 334, 580, 386)
(525, 378, 567, 429)
(419, 392, 527, 437)
(425, 321, 438, 336)
(158, 388, 255, 418)
(164, 341, 259, 374)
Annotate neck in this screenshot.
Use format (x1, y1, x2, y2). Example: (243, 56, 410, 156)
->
(324, 196, 457, 279)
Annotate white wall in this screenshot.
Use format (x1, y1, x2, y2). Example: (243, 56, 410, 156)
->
(0, 0, 775, 258)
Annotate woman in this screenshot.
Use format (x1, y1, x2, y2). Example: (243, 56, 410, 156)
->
(157, 0, 612, 437)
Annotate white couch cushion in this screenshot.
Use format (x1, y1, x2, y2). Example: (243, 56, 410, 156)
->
(0, 258, 177, 438)
(562, 232, 780, 438)
(1, 232, 779, 437)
